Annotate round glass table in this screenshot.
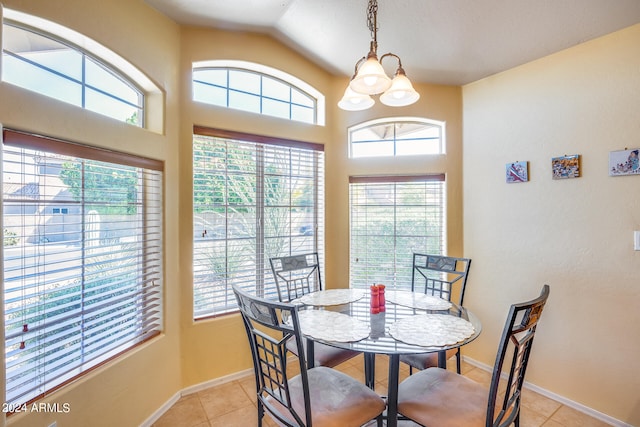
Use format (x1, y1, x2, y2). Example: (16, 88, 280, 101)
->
(294, 289, 482, 427)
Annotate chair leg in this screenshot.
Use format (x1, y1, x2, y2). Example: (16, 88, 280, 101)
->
(257, 400, 264, 427)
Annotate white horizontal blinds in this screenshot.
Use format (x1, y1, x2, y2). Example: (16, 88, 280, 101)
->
(349, 175, 445, 290)
(193, 127, 324, 319)
(2, 129, 163, 406)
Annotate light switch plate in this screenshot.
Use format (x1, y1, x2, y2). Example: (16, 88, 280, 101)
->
(635, 231, 640, 251)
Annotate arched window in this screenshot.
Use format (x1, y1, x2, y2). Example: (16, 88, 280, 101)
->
(192, 60, 325, 126)
(1, 9, 159, 127)
(349, 117, 446, 158)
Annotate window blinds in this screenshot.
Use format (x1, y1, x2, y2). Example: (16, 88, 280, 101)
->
(349, 175, 445, 290)
(2, 129, 163, 406)
(193, 127, 324, 319)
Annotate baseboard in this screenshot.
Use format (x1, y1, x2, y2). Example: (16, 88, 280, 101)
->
(462, 356, 632, 427)
(139, 392, 181, 427)
(139, 368, 254, 426)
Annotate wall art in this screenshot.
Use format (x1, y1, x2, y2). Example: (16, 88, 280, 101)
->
(506, 161, 529, 183)
(609, 148, 640, 176)
(552, 154, 580, 179)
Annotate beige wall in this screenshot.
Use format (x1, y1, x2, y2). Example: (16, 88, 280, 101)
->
(462, 23, 640, 425)
(0, 1, 182, 426)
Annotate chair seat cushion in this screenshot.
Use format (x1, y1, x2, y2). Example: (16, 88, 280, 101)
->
(400, 348, 458, 370)
(266, 366, 385, 427)
(398, 367, 488, 427)
(287, 336, 360, 368)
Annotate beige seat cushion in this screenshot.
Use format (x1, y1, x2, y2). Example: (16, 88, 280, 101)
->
(287, 336, 360, 368)
(398, 367, 488, 427)
(266, 366, 385, 427)
(400, 348, 458, 370)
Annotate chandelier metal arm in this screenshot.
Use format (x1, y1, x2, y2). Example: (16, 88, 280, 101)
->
(380, 52, 403, 72)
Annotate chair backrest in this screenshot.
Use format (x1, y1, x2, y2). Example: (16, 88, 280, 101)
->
(269, 252, 322, 302)
(232, 285, 312, 427)
(411, 253, 472, 306)
(487, 284, 550, 427)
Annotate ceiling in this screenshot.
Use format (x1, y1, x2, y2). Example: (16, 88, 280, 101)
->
(145, 0, 640, 86)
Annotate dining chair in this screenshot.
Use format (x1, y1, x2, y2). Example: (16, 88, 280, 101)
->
(269, 253, 360, 369)
(397, 284, 550, 427)
(232, 285, 386, 427)
(400, 253, 472, 374)
(270, 253, 323, 302)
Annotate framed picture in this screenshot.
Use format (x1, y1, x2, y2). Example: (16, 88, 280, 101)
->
(609, 148, 640, 176)
(506, 161, 529, 183)
(552, 154, 580, 179)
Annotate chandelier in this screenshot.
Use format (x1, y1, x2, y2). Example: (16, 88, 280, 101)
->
(338, 0, 420, 111)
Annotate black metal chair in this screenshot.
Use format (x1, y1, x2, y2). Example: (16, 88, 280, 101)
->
(400, 253, 472, 373)
(232, 285, 386, 427)
(270, 253, 323, 302)
(397, 285, 550, 427)
(269, 253, 360, 368)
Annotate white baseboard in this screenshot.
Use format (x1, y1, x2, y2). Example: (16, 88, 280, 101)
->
(462, 356, 632, 427)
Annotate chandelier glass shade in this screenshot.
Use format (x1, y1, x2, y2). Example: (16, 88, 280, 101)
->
(338, 86, 376, 111)
(339, 0, 419, 110)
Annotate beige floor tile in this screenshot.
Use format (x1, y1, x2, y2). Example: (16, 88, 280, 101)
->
(541, 419, 567, 427)
(519, 405, 552, 427)
(548, 405, 611, 427)
(237, 375, 258, 403)
(197, 380, 254, 420)
(208, 405, 261, 427)
(521, 388, 562, 418)
(151, 394, 208, 427)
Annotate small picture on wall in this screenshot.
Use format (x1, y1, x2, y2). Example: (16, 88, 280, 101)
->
(552, 154, 580, 179)
(609, 148, 640, 176)
(506, 161, 529, 183)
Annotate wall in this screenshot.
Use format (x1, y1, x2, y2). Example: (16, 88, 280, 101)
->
(0, 1, 182, 426)
(462, 24, 640, 425)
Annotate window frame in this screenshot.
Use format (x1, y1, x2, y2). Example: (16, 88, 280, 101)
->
(2, 128, 164, 408)
(1, 8, 162, 130)
(2, 20, 144, 126)
(348, 117, 446, 158)
(192, 60, 326, 126)
(192, 126, 325, 319)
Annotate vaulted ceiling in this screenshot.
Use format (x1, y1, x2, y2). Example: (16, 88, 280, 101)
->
(145, 0, 640, 86)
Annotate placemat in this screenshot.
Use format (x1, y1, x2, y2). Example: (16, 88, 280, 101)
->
(388, 314, 474, 347)
(297, 310, 370, 342)
(386, 290, 452, 311)
(297, 289, 365, 306)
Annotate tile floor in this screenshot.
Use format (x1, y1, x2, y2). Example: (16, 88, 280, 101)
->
(151, 355, 611, 427)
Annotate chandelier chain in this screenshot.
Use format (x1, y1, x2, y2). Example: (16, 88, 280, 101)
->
(367, 0, 378, 45)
